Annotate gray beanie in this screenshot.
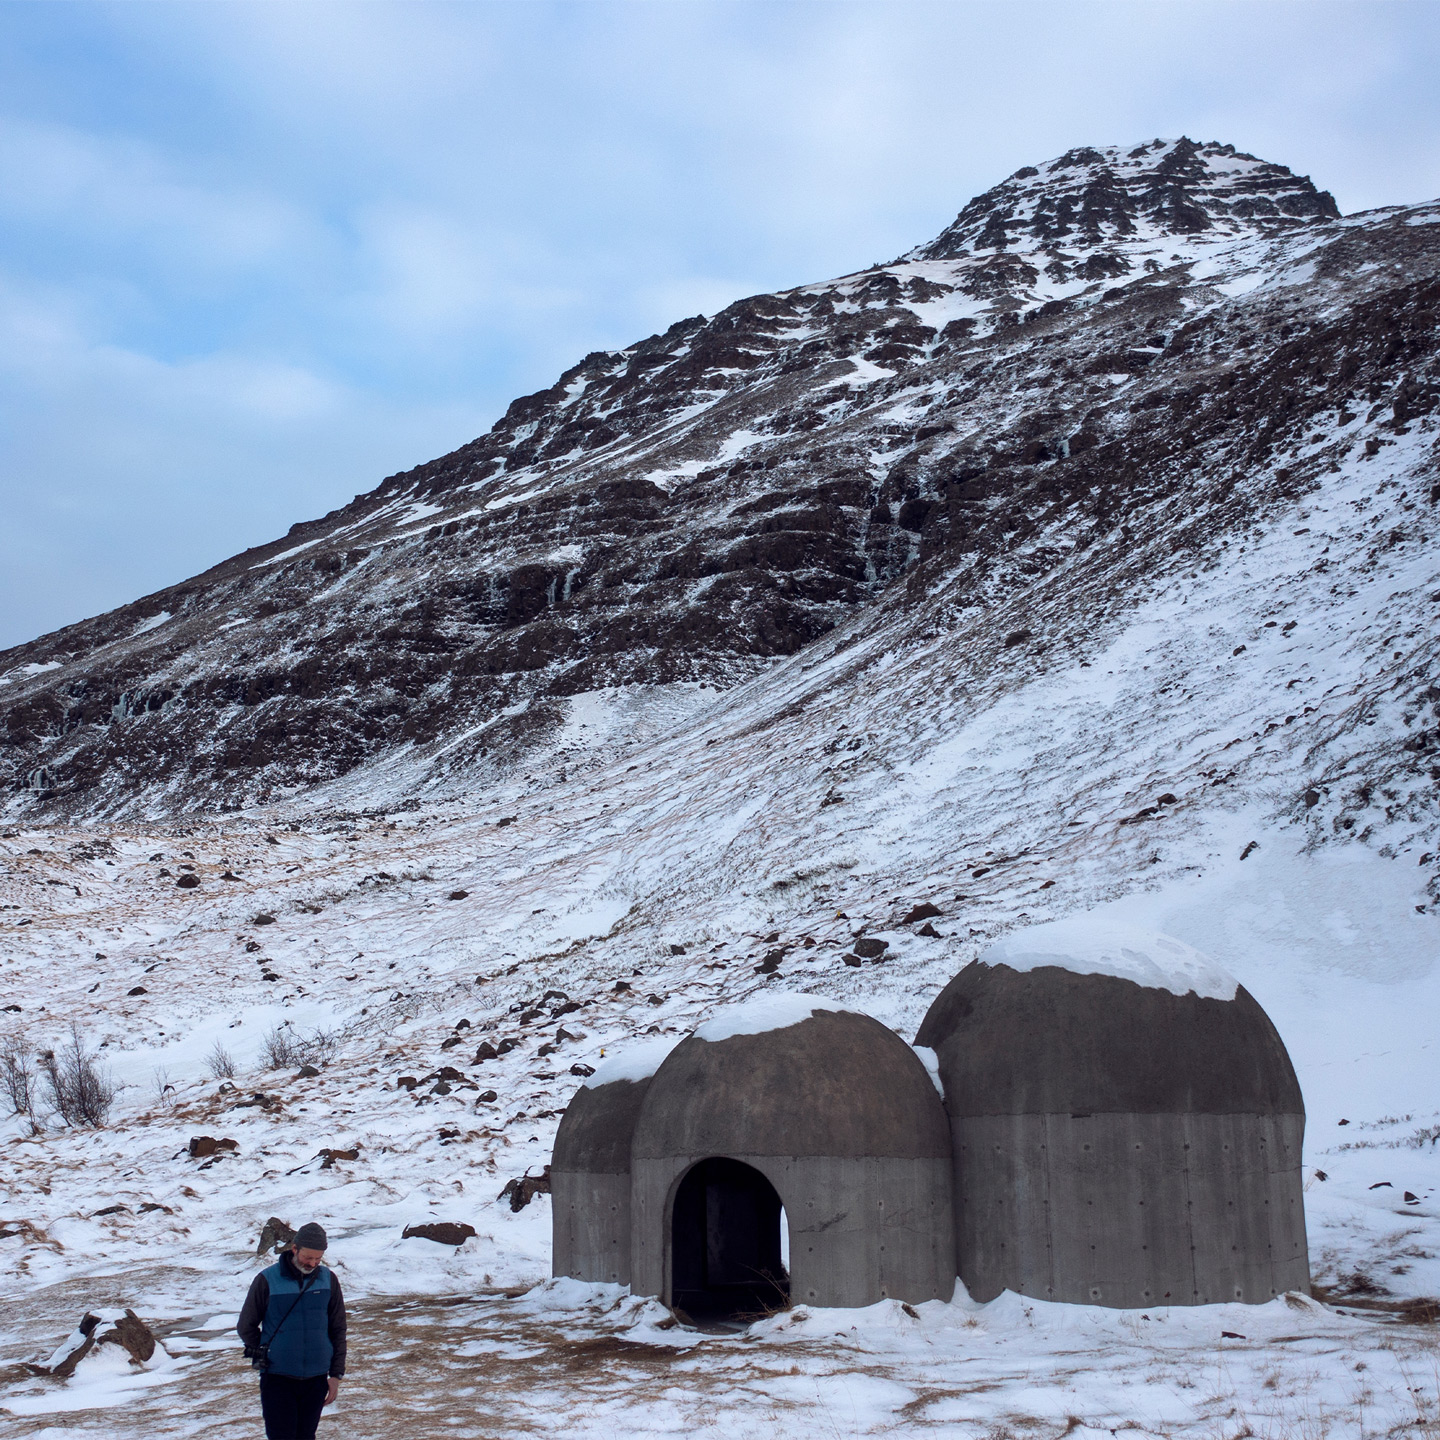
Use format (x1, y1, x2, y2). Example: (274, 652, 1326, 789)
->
(294, 1222, 328, 1251)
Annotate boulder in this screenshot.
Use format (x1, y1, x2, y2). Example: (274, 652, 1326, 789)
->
(43, 1309, 157, 1378)
(902, 902, 942, 924)
(188, 1136, 238, 1159)
(402, 1221, 477, 1246)
(498, 1166, 552, 1212)
(256, 1216, 296, 1256)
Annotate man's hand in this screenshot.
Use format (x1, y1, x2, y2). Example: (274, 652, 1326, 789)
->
(325, 1377, 341, 1406)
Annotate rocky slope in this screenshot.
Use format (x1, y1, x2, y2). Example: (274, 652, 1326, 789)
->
(4, 136, 1436, 820)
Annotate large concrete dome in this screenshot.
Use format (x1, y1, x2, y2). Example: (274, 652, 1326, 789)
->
(916, 920, 1310, 1309)
(628, 995, 956, 1316)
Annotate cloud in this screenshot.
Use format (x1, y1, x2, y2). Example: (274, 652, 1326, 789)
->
(1, 0, 1437, 649)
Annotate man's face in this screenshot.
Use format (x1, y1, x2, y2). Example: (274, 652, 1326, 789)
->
(293, 1247, 325, 1274)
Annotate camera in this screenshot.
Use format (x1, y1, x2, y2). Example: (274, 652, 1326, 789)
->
(245, 1343, 270, 1372)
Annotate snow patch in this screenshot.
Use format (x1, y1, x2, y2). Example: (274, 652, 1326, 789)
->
(583, 1037, 680, 1088)
(979, 916, 1239, 1000)
(693, 991, 849, 1043)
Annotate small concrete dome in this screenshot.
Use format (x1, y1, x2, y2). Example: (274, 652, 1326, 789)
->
(628, 996, 955, 1315)
(633, 1004, 951, 1162)
(917, 919, 1309, 1309)
(551, 1040, 676, 1285)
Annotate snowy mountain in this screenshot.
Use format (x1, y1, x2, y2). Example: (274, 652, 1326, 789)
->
(1, 139, 1439, 1434)
(5, 136, 1434, 823)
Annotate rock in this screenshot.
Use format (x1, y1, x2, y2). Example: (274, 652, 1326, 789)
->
(1156, 793, 1178, 805)
(45, 1309, 157, 1377)
(245, 940, 262, 952)
(440, 1036, 464, 1050)
(253, 914, 276, 926)
(396, 1075, 419, 1091)
(1003, 629, 1033, 647)
(669, 944, 686, 955)
(612, 981, 632, 993)
(755, 948, 784, 975)
(918, 922, 941, 939)
(842, 953, 863, 967)
(447, 890, 469, 901)
(92, 1204, 131, 1217)
(296, 1064, 321, 1078)
(536, 1043, 557, 1057)
(436, 1066, 465, 1081)
(256, 1216, 296, 1255)
(128, 985, 148, 996)
(402, 1221, 477, 1246)
(496, 1038, 519, 1055)
(432, 1081, 452, 1095)
(552, 999, 582, 1017)
(902, 902, 942, 924)
(478, 1089, 498, 1101)
(319, 1147, 360, 1169)
(188, 1136, 238, 1159)
(175, 873, 200, 889)
(1304, 788, 1320, 806)
(498, 1166, 552, 1212)
(1405, 1192, 1420, 1204)
(646, 993, 665, 1006)
(472, 1042, 499, 1063)
(570, 1063, 595, 1077)
(852, 936, 888, 959)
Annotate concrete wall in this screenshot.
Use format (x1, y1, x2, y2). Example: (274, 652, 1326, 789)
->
(953, 1111, 1310, 1306)
(550, 1076, 654, 1286)
(632, 1153, 956, 1309)
(552, 1171, 633, 1285)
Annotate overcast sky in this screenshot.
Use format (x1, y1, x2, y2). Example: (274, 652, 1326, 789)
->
(2, 0, 1438, 651)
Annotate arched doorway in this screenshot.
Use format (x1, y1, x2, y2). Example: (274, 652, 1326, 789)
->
(670, 1157, 789, 1323)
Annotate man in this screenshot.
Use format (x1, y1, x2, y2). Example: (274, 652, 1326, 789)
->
(238, 1222, 347, 1440)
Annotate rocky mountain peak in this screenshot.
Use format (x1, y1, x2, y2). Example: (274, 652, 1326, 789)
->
(909, 137, 1340, 261)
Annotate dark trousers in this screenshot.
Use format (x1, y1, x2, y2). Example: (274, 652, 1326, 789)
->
(259, 1372, 329, 1439)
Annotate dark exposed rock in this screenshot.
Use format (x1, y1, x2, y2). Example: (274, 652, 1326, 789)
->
(498, 1166, 552, 1212)
(902, 902, 942, 924)
(175, 873, 199, 889)
(852, 936, 889, 959)
(256, 1216, 296, 1255)
(402, 1221, 477, 1246)
(188, 1135, 238, 1159)
(45, 1310, 156, 1378)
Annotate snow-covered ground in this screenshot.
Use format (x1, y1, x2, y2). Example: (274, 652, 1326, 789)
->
(2, 387, 1439, 1431)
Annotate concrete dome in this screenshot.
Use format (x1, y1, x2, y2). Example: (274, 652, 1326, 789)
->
(917, 921, 1309, 1309)
(632, 1005, 951, 1162)
(627, 997, 956, 1314)
(915, 962, 1303, 1117)
(551, 1039, 677, 1286)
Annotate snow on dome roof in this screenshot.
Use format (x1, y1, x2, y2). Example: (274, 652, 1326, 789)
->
(979, 917, 1238, 1001)
(582, 1037, 681, 1089)
(692, 991, 853, 1044)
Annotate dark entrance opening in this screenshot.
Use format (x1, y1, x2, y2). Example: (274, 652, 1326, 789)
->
(670, 1157, 789, 1323)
